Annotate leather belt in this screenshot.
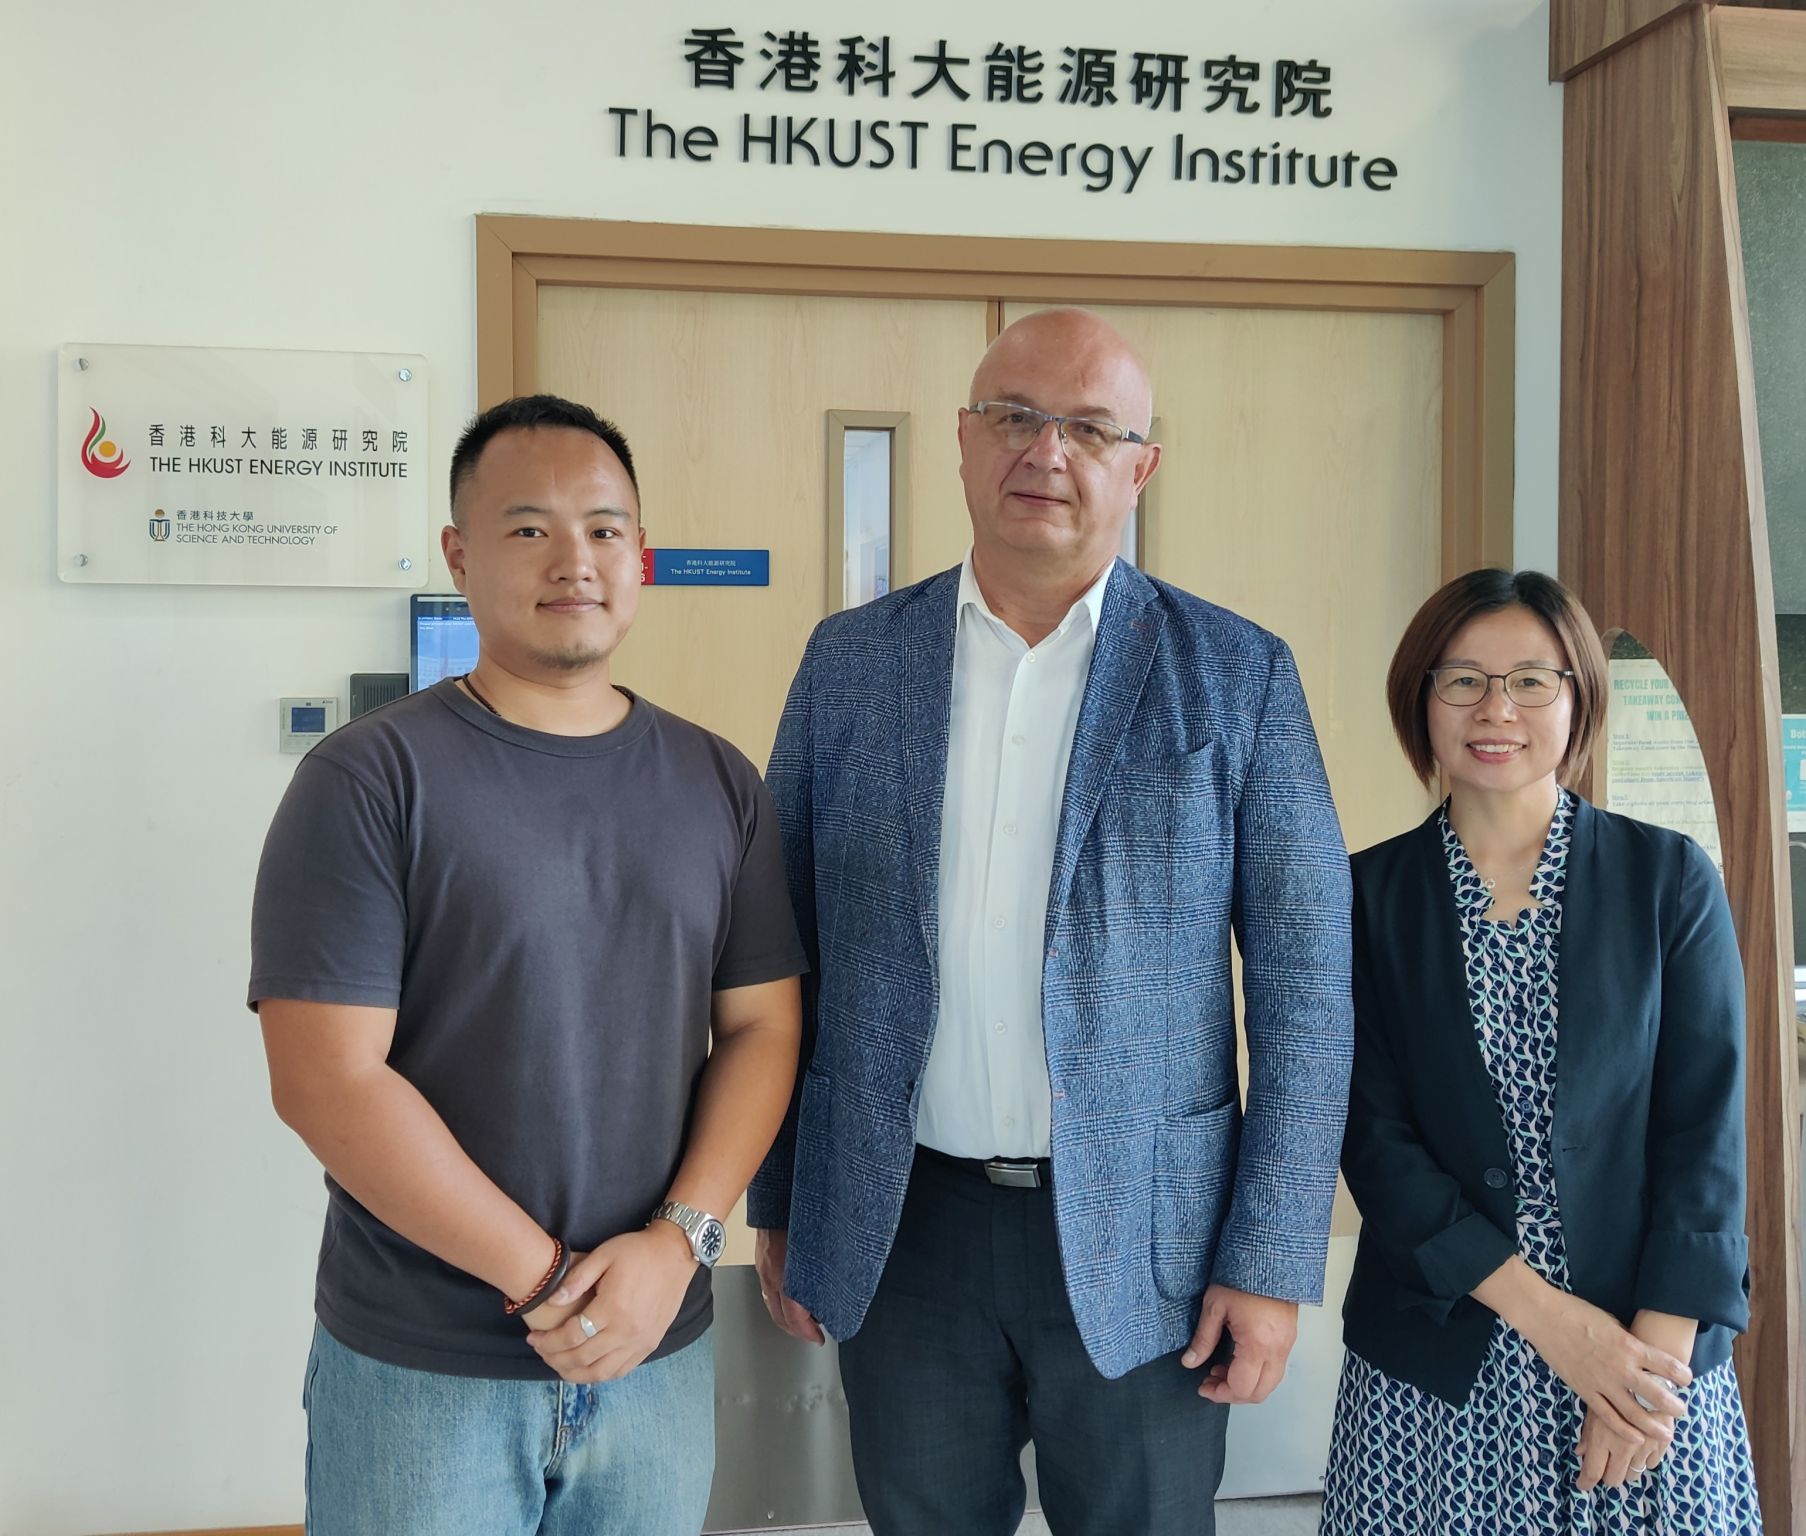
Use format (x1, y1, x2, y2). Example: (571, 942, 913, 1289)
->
(918, 1145, 1053, 1189)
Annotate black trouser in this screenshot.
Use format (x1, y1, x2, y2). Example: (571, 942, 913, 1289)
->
(838, 1147, 1230, 1536)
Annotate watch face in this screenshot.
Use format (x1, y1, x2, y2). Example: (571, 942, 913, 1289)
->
(697, 1218, 727, 1266)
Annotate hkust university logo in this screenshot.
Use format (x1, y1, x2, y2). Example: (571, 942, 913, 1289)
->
(80, 408, 130, 479)
(148, 508, 171, 542)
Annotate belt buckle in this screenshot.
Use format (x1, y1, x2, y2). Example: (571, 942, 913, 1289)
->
(982, 1159, 1044, 1189)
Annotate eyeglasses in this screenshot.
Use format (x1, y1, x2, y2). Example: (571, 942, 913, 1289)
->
(1427, 666, 1574, 708)
(966, 401, 1147, 463)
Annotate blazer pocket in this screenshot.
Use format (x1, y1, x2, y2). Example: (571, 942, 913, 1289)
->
(792, 1064, 835, 1170)
(1099, 742, 1224, 864)
(1150, 1098, 1240, 1301)
(1111, 741, 1220, 789)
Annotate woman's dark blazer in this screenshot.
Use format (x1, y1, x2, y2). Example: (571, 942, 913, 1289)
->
(1340, 794, 1751, 1407)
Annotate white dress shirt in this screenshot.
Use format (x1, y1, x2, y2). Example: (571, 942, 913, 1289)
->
(916, 550, 1113, 1159)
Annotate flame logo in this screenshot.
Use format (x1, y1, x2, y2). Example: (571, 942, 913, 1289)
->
(81, 409, 130, 479)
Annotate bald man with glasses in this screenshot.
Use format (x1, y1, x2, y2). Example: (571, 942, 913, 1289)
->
(747, 308, 1354, 1535)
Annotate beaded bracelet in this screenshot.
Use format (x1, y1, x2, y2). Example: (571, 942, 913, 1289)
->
(504, 1238, 570, 1315)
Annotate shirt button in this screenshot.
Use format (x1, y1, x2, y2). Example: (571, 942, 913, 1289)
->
(1011, 734, 1026, 746)
(1001, 1116, 1016, 1130)
(1025, 653, 1038, 665)
(994, 1020, 1007, 1034)
(991, 916, 1006, 929)
(1484, 1167, 1509, 1189)
(1002, 822, 1018, 836)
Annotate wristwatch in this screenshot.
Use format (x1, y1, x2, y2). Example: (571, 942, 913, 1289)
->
(650, 1200, 727, 1268)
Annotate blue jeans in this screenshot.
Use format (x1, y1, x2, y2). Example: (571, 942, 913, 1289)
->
(303, 1323, 714, 1536)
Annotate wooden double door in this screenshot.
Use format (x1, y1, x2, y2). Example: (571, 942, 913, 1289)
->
(527, 276, 1452, 1259)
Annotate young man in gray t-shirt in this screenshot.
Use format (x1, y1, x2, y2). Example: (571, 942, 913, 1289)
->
(251, 395, 805, 1536)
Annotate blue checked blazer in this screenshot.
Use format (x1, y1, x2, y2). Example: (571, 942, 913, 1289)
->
(747, 560, 1353, 1379)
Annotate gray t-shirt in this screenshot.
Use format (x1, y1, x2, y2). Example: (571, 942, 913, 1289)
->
(249, 680, 805, 1379)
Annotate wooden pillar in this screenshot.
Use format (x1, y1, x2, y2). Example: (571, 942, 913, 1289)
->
(1558, 4, 1805, 1528)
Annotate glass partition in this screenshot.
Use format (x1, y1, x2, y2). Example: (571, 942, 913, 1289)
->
(1737, 135, 1806, 1035)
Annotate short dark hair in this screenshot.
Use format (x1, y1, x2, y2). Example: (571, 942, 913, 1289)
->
(448, 395, 638, 523)
(1385, 567, 1608, 786)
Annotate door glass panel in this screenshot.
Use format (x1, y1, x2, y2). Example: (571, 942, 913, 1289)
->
(842, 426, 892, 607)
(1736, 136, 1806, 1032)
(827, 407, 912, 614)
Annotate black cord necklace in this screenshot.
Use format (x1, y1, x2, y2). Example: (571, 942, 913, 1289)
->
(460, 672, 501, 717)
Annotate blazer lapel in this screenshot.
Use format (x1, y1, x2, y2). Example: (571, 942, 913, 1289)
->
(1046, 562, 1164, 922)
(1551, 797, 1606, 1153)
(899, 568, 961, 967)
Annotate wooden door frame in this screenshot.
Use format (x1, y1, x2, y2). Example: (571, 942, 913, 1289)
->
(475, 216, 1514, 584)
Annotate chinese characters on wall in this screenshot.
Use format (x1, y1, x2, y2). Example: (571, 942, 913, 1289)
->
(687, 30, 1336, 116)
(601, 28, 1393, 197)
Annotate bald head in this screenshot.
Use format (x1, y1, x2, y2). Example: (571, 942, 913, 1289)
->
(956, 306, 1163, 594)
(968, 308, 1154, 436)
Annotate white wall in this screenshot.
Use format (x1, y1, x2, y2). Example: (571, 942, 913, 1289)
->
(0, 2, 1559, 1530)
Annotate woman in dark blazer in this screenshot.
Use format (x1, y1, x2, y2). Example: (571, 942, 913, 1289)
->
(1320, 569, 1760, 1534)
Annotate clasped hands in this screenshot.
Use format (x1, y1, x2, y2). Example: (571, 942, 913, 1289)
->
(1524, 1292, 1693, 1491)
(520, 1225, 698, 1384)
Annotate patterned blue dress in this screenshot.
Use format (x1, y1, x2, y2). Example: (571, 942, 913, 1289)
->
(1320, 792, 1762, 1534)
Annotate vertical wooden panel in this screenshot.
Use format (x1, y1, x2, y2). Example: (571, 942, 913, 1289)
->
(1550, 0, 1700, 80)
(1560, 8, 1805, 1527)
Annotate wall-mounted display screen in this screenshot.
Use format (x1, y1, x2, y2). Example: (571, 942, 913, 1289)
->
(410, 594, 478, 690)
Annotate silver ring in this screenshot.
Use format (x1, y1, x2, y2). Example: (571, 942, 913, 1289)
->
(577, 1312, 598, 1340)
(1632, 1391, 1657, 1412)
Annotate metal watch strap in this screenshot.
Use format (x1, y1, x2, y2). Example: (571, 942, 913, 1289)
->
(650, 1199, 724, 1267)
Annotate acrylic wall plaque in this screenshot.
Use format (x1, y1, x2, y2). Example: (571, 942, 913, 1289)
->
(1601, 649, 1725, 876)
(57, 342, 429, 587)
